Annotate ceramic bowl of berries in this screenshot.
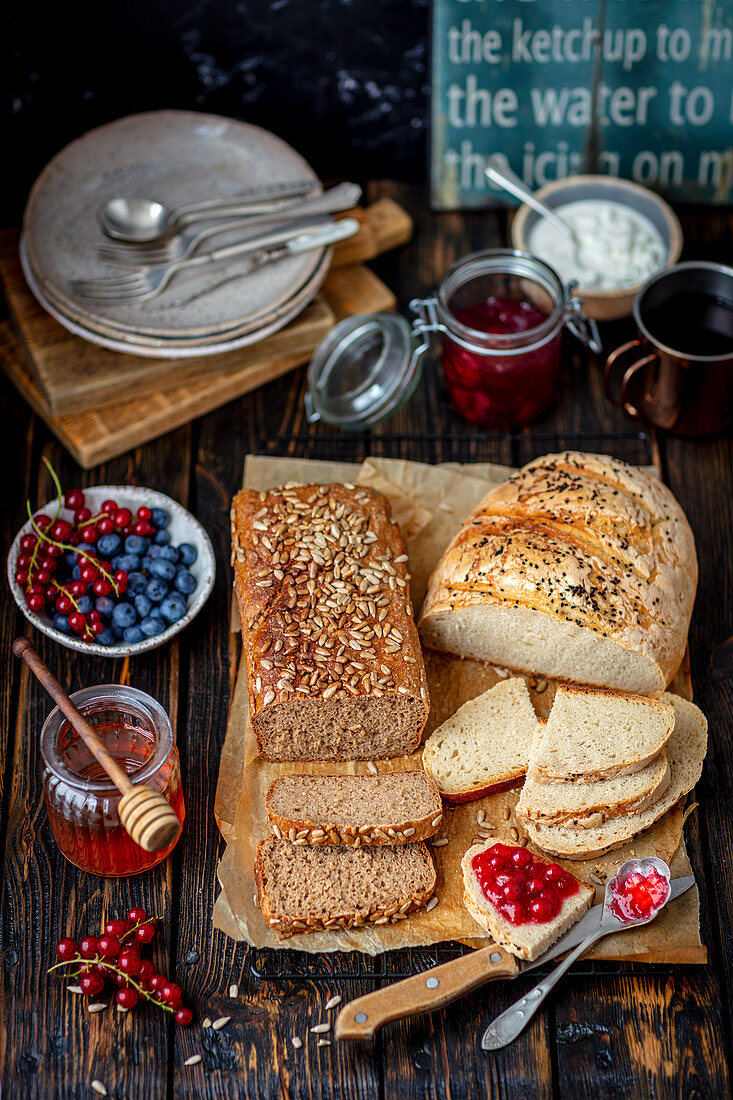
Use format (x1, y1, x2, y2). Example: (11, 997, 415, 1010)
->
(8, 471, 215, 655)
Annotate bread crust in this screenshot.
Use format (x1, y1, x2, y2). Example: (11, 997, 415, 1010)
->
(231, 483, 430, 761)
(419, 452, 697, 694)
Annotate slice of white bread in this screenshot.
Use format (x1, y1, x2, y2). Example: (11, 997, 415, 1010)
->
(461, 841, 594, 961)
(421, 678, 538, 802)
(532, 685, 675, 781)
(516, 751, 671, 829)
(525, 693, 707, 859)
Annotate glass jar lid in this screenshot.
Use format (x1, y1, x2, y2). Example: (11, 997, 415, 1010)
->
(305, 313, 422, 430)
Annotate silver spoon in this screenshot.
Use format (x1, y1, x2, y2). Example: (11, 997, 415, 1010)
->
(484, 156, 582, 252)
(97, 179, 319, 242)
(481, 856, 672, 1051)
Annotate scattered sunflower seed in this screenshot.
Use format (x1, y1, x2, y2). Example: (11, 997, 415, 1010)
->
(426, 895, 439, 912)
(202, 1017, 212, 1028)
(228, 983, 239, 999)
(292, 1036, 303, 1049)
(184, 1054, 202, 1067)
(502, 807, 511, 821)
(366, 761, 378, 775)
(431, 837, 449, 847)
(310, 1022, 330, 1034)
(509, 826, 519, 841)
(318, 1039, 332, 1047)
(116, 1004, 129, 1014)
(212, 1016, 231, 1031)
(91, 1083, 108, 1097)
(67, 985, 83, 995)
(325, 994, 342, 1011)
(88, 1003, 108, 1014)
(476, 810, 486, 825)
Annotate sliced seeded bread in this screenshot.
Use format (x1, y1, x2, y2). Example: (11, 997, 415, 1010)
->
(531, 686, 675, 781)
(461, 841, 594, 961)
(265, 771, 444, 846)
(421, 678, 538, 802)
(525, 693, 707, 859)
(516, 751, 671, 829)
(255, 836, 436, 936)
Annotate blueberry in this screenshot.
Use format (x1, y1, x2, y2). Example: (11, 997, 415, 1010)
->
(112, 602, 137, 629)
(53, 613, 72, 635)
(160, 545, 179, 562)
(141, 556, 154, 573)
(153, 528, 171, 546)
(149, 545, 166, 559)
(76, 595, 92, 615)
(124, 535, 150, 555)
(64, 550, 77, 568)
(140, 616, 165, 637)
(96, 627, 116, 646)
(97, 534, 122, 559)
(127, 571, 148, 596)
(160, 593, 187, 624)
(123, 625, 145, 644)
(112, 553, 141, 573)
(146, 578, 169, 603)
(71, 565, 82, 580)
(134, 594, 153, 618)
(177, 543, 198, 566)
(110, 624, 124, 641)
(95, 596, 115, 619)
(76, 542, 94, 556)
(149, 559, 176, 582)
(174, 569, 197, 595)
(151, 508, 170, 529)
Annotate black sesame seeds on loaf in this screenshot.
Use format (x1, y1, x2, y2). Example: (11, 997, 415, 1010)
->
(231, 483, 430, 761)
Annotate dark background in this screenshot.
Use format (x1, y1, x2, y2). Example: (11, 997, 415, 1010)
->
(4, 0, 430, 221)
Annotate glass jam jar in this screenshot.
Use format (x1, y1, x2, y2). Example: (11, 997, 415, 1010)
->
(41, 685, 184, 877)
(305, 249, 601, 431)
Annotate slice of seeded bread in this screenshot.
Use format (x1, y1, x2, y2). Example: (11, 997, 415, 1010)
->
(255, 836, 437, 936)
(461, 841, 594, 961)
(265, 771, 444, 846)
(516, 751, 671, 829)
(532, 686, 675, 781)
(525, 693, 707, 859)
(421, 678, 538, 802)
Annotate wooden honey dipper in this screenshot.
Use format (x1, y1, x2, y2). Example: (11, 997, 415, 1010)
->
(13, 637, 182, 853)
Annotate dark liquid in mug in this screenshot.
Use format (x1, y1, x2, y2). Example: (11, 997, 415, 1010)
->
(642, 291, 733, 358)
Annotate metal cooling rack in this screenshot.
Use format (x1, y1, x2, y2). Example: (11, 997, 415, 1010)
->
(250, 427, 662, 984)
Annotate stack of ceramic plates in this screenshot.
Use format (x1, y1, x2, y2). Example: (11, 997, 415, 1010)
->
(21, 111, 331, 358)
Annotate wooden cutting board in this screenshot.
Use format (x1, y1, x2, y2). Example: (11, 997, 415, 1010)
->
(0, 197, 412, 416)
(0, 263, 396, 469)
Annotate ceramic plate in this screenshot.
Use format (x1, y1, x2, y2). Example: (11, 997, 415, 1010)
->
(23, 110, 325, 339)
(8, 486, 215, 656)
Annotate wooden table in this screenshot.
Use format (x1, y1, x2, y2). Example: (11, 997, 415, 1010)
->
(1, 183, 732, 1099)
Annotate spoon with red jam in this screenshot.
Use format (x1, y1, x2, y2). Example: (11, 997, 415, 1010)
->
(482, 856, 672, 1051)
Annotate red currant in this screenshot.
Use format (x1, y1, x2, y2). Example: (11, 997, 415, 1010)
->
(105, 919, 130, 937)
(74, 507, 92, 525)
(114, 508, 132, 529)
(136, 506, 152, 521)
(118, 950, 141, 977)
(97, 935, 121, 959)
(161, 982, 181, 1008)
(96, 516, 115, 535)
(35, 514, 52, 530)
(135, 922, 156, 946)
(116, 987, 138, 1010)
(89, 620, 104, 636)
(93, 579, 112, 597)
(175, 1007, 193, 1027)
(80, 526, 98, 544)
(45, 584, 58, 602)
(79, 935, 98, 959)
(69, 580, 88, 596)
(64, 489, 85, 510)
(40, 557, 57, 572)
(149, 973, 167, 994)
(50, 520, 73, 541)
(101, 499, 119, 516)
(80, 972, 105, 997)
(137, 959, 155, 983)
(133, 520, 154, 537)
(46, 543, 63, 558)
(20, 534, 37, 552)
(69, 531, 81, 547)
(80, 564, 99, 583)
(15, 570, 28, 587)
(113, 971, 129, 988)
(35, 569, 52, 585)
(114, 571, 128, 594)
(27, 593, 45, 612)
(17, 554, 31, 568)
(56, 938, 79, 961)
(68, 612, 87, 634)
(127, 907, 147, 923)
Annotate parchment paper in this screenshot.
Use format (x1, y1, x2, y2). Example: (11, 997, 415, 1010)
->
(214, 454, 705, 963)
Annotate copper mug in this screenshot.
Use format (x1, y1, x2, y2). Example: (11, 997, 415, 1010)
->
(604, 262, 733, 435)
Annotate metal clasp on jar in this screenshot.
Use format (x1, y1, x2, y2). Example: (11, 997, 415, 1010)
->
(563, 289, 603, 354)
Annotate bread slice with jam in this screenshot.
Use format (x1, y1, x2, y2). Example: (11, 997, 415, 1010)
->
(461, 840, 594, 961)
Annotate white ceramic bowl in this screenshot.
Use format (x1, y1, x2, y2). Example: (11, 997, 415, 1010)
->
(7, 485, 215, 656)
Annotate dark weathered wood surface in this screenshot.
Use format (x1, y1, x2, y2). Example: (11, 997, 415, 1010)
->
(1, 183, 731, 1099)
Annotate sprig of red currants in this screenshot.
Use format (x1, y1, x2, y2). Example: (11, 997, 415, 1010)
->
(49, 907, 193, 1026)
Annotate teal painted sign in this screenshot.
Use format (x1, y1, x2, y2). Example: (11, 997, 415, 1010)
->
(431, 0, 733, 208)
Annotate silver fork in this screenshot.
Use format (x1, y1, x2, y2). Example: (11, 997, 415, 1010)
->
(70, 218, 360, 303)
(95, 182, 362, 267)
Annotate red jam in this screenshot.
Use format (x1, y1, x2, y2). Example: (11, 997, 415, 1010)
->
(441, 295, 560, 429)
(610, 867, 670, 923)
(472, 842, 580, 926)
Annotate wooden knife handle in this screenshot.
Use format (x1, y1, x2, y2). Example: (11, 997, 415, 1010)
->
(334, 944, 519, 1041)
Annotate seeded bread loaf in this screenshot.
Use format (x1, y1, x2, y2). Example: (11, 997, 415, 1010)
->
(419, 452, 697, 695)
(461, 841, 594, 961)
(525, 692, 707, 859)
(422, 678, 538, 802)
(255, 836, 436, 935)
(265, 771, 444, 846)
(531, 685, 675, 781)
(231, 483, 430, 761)
(516, 752, 671, 829)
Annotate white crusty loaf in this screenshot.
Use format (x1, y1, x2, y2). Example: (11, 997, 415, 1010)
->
(516, 752, 671, 829)
(421, 678, 538, 802)
(419, 452, 697, 695)
(461, 841, 594, 961)
(531, 685, 675, 781)
(526, 692, 708, 859)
